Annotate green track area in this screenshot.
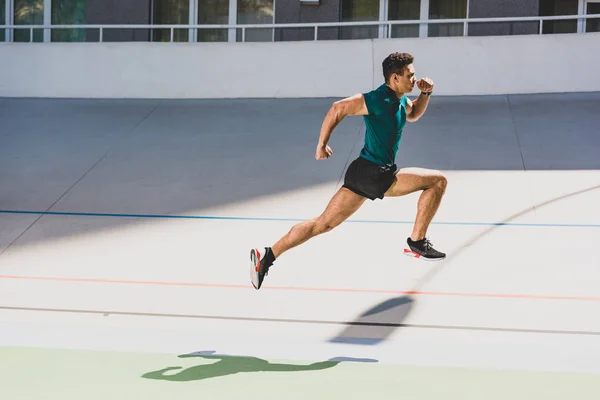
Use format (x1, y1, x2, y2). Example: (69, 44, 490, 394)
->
(1, 346, 599, 400)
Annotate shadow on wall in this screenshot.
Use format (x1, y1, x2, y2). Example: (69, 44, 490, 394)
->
(141, 351, 378, 382)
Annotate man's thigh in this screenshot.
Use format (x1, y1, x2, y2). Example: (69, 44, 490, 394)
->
(320, 187, 367, 227)
(384, 167, 444, 197)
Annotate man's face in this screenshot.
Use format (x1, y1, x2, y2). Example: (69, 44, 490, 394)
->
(394, 64, 416, 93)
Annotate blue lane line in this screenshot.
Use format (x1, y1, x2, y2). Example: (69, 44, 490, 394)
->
(0, 209, 598, 228)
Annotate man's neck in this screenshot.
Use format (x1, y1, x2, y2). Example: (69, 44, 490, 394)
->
(385, 83, 405, 98)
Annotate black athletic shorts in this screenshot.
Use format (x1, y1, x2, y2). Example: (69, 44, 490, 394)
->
(342, 156, 397, 200)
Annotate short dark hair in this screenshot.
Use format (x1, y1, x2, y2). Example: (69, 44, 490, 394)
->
(382, 52, 414, 82)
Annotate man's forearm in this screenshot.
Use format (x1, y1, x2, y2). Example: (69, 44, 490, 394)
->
(318, 104, 345, 146)
(410, 93, 431, 121)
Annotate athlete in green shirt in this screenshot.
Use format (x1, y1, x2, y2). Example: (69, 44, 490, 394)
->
(251, 52, 447, 290)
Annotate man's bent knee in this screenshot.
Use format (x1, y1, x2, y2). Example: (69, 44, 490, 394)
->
(435, 172, 448, 193)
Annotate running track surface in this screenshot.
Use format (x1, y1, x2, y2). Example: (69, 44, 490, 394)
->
(1, 93, 600, 399)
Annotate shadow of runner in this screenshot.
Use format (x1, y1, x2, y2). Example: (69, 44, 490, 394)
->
(141, 351, 377, 382)
(329, 296, 415, 345)
(329, 183, 600, 345)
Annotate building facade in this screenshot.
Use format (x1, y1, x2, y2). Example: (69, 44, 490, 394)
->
(1, 0, 599, 43)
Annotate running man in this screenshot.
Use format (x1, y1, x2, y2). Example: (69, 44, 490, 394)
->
(250, 52, 448, 290)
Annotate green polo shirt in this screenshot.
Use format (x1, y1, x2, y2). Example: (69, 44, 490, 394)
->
(359, 83, 408, 167)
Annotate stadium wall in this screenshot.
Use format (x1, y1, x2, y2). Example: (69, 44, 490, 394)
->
(1, 32, 599, 98)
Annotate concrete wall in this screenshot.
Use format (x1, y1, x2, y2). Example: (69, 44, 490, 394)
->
(1, 33, 599, 98)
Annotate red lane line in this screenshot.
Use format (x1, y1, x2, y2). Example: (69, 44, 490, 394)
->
(1, 275, 599, 302)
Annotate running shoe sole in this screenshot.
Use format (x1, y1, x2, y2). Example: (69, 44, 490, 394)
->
(403, 248, 446, 261)
(250, 248, 261, 289)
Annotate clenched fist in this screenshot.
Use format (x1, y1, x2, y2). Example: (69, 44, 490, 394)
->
(316, 144, 333, 160)
(417, 77, 434, 93)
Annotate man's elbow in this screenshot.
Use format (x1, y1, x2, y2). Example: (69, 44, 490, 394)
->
(407, 112, 420, 122)
(330, 101, 347, 120)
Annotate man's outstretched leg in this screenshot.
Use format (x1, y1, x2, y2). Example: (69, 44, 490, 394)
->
(384, 167, 448, 261)
(250, 187, 366, 289)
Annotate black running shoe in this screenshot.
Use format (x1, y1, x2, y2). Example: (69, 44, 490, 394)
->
(250, 247, 274, 290)
(404, 237, 446, 261)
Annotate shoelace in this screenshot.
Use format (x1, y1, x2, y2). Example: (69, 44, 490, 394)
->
(422, 238, 432, 251)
